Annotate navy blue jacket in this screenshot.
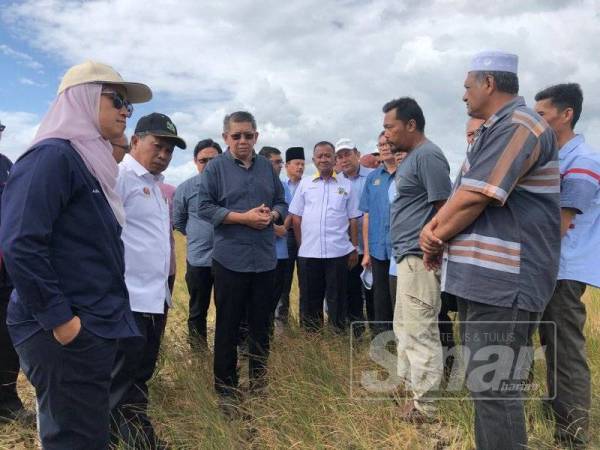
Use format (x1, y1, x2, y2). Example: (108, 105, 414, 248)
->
(0, 153, 13, 289)
(0, 139, 138, 345)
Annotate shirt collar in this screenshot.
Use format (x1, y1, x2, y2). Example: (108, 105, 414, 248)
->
(313, 170, 337, 182)
(342, 165, 368, 180)
(559, 134, 585, 159)
(225, 148, 257, 167)
(482, 96, 526, 129)
(122, 154, 164, 182)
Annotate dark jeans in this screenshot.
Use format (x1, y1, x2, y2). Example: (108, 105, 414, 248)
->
(271, 259, 289, 325)
(17, 328, 117, 450)
(298, 255, 349, 331)
(348, 255, 374, 336)
(439, 293, 457, 375)
(213, 261, 274, 397)
(110, 310, 167, 449)
(276, 233, 299, 324)
(457, 297, 539, 450)
(0, 287, 23, 415)
(185, 262, 214, 350)
(539, 280, 590, 445)
(371, 257, 394, 332)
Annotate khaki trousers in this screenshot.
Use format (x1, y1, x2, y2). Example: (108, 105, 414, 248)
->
(393, 255, 443, 414)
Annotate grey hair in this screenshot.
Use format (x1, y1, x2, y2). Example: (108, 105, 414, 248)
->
(223, 111, 257, 133)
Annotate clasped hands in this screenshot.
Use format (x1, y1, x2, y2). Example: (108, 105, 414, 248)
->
(243, 204, 277, 230)
(419, 217, 444, 271)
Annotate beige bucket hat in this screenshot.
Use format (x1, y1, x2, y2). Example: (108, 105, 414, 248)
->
(57, 60, 152, 103)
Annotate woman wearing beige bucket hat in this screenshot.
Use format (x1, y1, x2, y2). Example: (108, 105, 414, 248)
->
(0, 61, 151, 450)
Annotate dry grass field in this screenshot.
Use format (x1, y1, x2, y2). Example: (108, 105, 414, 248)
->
(1, 233, 599, 449)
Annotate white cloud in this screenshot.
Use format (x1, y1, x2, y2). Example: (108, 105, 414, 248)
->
(0, 110, 40, 162)
(18, 77, 45, 87)
(2, 0, 600, 184)
(0, 44, 43, 71)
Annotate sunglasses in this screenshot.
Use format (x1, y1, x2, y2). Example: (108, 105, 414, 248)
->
(197, 157, 215, 164)
(0, 125, 5, 132)
(101, 91, 134, 118)
(229, 132, 256, 141)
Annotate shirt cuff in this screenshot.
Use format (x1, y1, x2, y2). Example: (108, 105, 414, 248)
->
(211, 207, 231, 226)
(33, 300, 74, 331)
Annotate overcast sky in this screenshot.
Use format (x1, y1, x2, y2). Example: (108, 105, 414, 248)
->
(1, 0, 599, 185)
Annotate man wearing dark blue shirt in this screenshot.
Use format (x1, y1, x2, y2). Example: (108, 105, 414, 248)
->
(0, 122, 34, 425)
(198, 111, 287, 415)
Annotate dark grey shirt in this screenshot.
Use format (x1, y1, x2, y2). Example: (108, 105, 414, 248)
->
(197, 150, 287, 273)
(390, 139, 451, 260)
(173, 174, 213, 267)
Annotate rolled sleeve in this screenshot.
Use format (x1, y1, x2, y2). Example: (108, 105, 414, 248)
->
(197, 164, 231, 226)
(460, 125, 540, 206)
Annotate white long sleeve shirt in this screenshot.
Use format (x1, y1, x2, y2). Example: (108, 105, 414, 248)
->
(117, 154, 171, 314)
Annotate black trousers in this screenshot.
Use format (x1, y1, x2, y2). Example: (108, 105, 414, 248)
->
(110, 310, 167, 449)
(185, 262, 214, 349)
(298, 255, 349, 331)
(271, 259, 289, 324)
(276, 233, 300, 324)
(347, 255, 374, 336)
(213, 261, 275, 397)
(539, 280, 590, 445)
(457, 297, 539, 450)
(370, 257, 394, 332)
(17, 328, 117, 450)
(0, 287, 23, 415)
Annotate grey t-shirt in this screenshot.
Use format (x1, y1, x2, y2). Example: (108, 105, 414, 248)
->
(390, 139, 451, 260)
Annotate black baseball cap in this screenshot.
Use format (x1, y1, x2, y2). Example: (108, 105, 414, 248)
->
(134, 112, 186, 149)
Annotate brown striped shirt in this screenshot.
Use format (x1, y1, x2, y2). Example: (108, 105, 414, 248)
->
(441, 96, 560, 312)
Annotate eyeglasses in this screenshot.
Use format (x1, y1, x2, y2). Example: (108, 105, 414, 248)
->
(101, 91, 134, 117)
(197, 157, 215, 164)
(229, 132, 256, 141)
(271, 159, 284, 165)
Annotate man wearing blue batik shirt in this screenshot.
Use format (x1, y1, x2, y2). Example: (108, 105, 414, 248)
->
(535, 83, 600, 448)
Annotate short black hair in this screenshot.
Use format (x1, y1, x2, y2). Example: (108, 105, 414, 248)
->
(313, 141, 335, 153)
(534, 83, 583, 129)
(474, 71, 519, 95)
(382, 97, 425, 132)
(194, 139, 223, 159)
(223, 111, 257, 132)
(258, 146, 281, 159)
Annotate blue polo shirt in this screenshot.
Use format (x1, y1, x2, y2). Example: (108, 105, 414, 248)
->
(558, 134, 600, 288)
(0, 138, 139, 346)
(358, 165, 396, 260)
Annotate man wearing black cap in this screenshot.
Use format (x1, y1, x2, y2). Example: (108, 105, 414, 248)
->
(111, 112, 186, 449)
(275, 147, 305, 327)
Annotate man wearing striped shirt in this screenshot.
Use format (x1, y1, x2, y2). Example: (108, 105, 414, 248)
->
(420, 51, 560, 450)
